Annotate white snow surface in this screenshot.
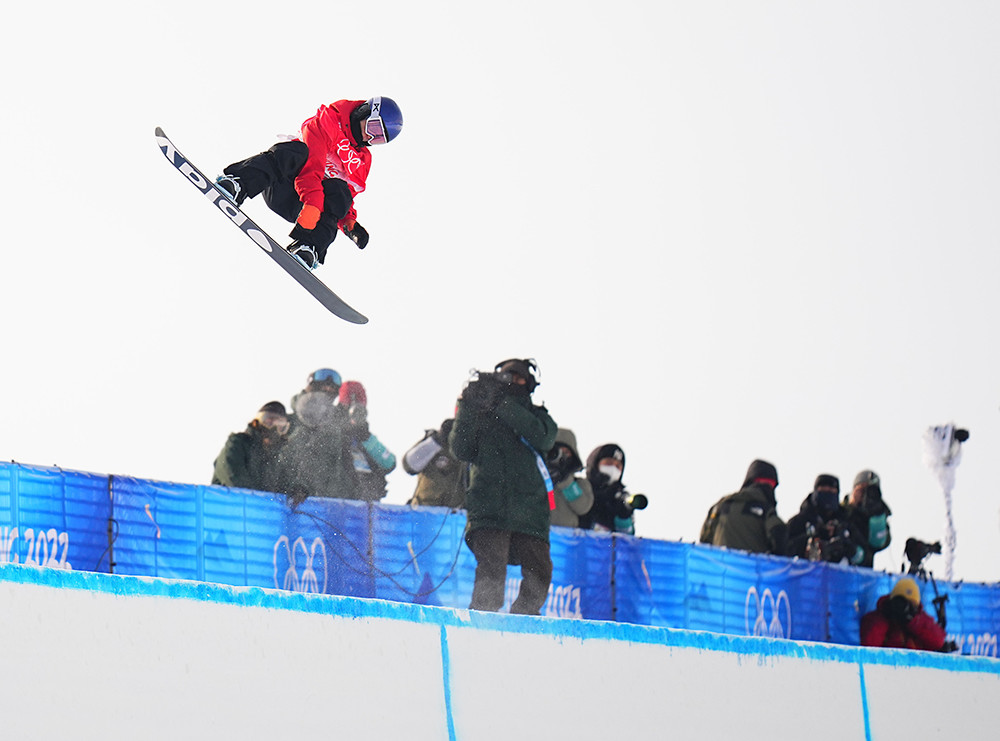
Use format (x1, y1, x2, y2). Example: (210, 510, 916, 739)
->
(1, 567, 996, 740)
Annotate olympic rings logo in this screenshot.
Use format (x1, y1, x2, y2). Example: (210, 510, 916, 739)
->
(273, 535, 328, 594)
(745, 586, 792, 638)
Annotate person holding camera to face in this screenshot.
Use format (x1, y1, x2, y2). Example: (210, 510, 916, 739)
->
(843, 469, 892, 568)
(578, 444, 648, 535)
(448, 358, 558, 615)
(785, 475, 865, 564)
(546, 429, 595, 529)
(860, 577, 947, 651)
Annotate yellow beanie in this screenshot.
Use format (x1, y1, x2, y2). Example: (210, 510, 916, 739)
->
(891, 577, 921, 606)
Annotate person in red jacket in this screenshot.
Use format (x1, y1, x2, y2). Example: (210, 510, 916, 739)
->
(860, 577, 947, 651)
(215, 97, 403, 270)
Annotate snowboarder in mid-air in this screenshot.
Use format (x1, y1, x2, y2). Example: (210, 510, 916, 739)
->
(214, 97, 403, 271)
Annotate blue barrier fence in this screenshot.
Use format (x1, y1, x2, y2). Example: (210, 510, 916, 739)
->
(2, 461, 998, 655)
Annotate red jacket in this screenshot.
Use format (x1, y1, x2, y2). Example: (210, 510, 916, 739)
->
(295, 100, 372, 227)
(860, 595, 946, 651)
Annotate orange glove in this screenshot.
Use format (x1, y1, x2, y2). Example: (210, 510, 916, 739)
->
(296, 205, 321, 230)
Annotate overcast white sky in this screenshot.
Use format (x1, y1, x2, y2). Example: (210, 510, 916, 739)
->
(2, 2, 998, 582)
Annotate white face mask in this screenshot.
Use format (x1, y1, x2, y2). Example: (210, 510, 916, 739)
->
(296, 391, 337, 428)
(599, 464, 622, 483)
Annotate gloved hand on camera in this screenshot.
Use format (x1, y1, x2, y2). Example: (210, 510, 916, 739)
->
(885, 595, 918, 625)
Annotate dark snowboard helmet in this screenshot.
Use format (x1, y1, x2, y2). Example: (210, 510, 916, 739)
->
(494, 358, 539, 393)
(350, 96, 403, 146)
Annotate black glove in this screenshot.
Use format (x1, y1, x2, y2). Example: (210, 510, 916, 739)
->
(614, 490, 634, 519)
(885, 595, 918, 625)
(437, 418, 455, 442)
(289, 221, 319, 244)
(342, 222, 369, 249)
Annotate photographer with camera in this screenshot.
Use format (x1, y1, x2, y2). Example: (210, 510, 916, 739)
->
(449, 358, 558, 615)
(578, 443, 648, 535)
(404, 418, 468, 509)
(860, 577, 947, 652)
(546, 428, 594, 529)
(338, 380, 396, 501)
(786, 474, 864, 564)
(843, 469, 892, 568)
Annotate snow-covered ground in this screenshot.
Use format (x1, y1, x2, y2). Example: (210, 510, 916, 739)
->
(1, 565, 996, 740)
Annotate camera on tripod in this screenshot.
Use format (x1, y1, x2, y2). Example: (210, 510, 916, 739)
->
(905, 538, 941, 575)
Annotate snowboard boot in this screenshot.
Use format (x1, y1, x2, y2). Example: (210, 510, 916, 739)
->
(214, 175, 246, 205)
(286, 241, 319, 271)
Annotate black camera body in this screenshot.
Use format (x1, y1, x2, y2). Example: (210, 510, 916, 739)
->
(905, 537, 942, 574)
(461, 370, 516, 411)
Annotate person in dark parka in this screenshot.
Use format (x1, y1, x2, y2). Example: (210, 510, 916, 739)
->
(700, 459, 787, 555)
(212, 401, 291, 494)
(449, 358, 558, 615)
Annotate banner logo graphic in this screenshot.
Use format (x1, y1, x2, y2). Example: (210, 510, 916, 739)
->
(745, 586, 792, 638)
(273, 535, 328, 593)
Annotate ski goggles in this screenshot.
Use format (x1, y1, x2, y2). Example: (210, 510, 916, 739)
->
(308, 368, 342, 387)
(255, 411, 290, 436)
(364, 97, 389, 146)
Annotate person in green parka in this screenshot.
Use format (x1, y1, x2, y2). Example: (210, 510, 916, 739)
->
(699, 459, 788, 555)
(449, 358, 558, 615)
(212, 401, 291, 493)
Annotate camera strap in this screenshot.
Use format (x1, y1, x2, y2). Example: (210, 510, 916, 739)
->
(520, 436, 555, 511)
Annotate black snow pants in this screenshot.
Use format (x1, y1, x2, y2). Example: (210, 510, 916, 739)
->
(223, 141, 352, 262)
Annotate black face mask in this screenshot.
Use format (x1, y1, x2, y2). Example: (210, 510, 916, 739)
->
(812, 489, 839, 518)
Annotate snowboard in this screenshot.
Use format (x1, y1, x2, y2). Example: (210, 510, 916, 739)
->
(154, 127, 368, 324)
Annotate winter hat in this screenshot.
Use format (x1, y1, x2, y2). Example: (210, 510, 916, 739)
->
(853, 470, 880, 489)
(814, 474, 840, 492)
(258, 401, 287, 416)
(586, 443, 626, 478)
(891, 577, 921, 607)
(743, 459, 778, 488)
(550, 428, 584, 472)
(338, 380, 367, 407)
(253, 401, 290, 435)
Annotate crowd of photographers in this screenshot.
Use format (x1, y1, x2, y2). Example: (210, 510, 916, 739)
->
(210, 361, 953, 649)
(698, 460, 892, 567)
(211, 368, 397, 506)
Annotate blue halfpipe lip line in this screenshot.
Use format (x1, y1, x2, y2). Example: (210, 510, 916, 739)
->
(440, 624, 457, 741)
(1, 563, 996, 677)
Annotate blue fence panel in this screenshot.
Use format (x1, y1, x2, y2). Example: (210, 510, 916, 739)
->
(3, 461, 999, 654)
(946, 582, 1000, 657)
(0, 464, 110, 573)
(613, 537, 687, 627)
(550, 528, 613, 621)
(200, 485, 286, 588)
(112, 475, 199, 580)
(281, 497, 376, 598)
(370, 504, 474, 608)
